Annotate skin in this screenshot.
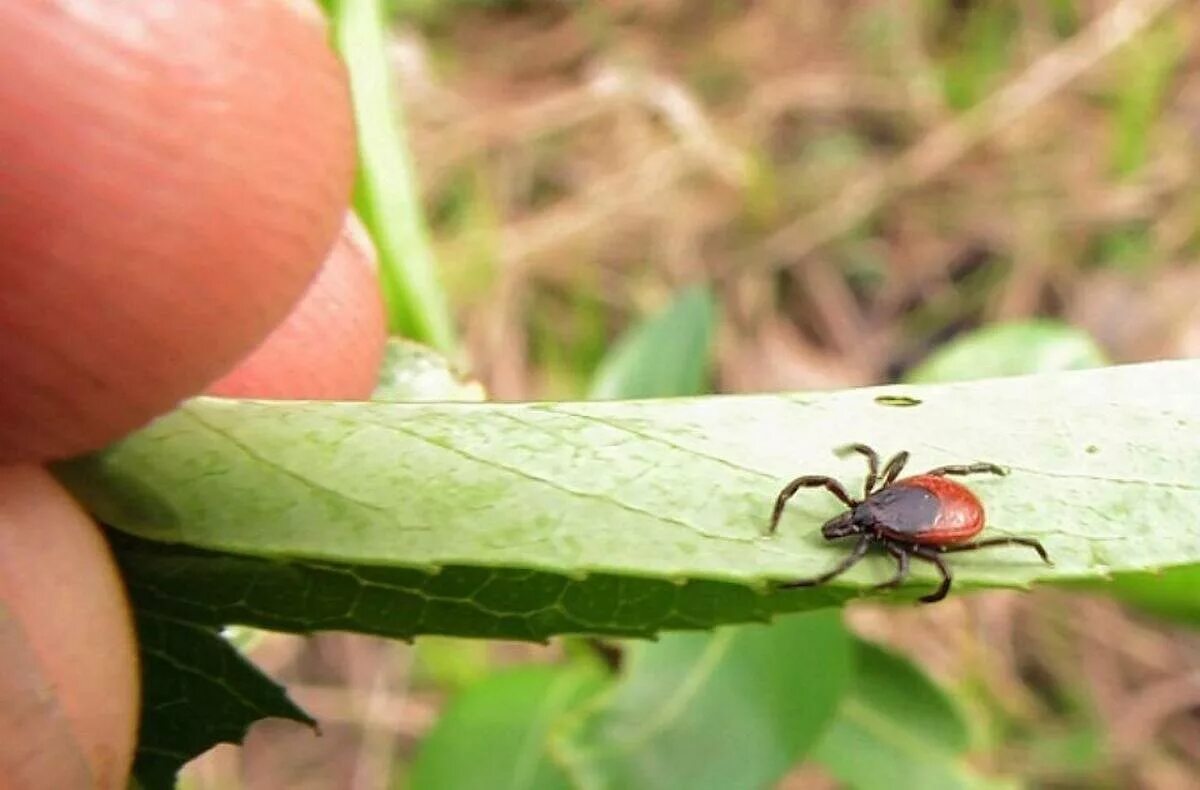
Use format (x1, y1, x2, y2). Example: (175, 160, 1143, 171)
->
(0, 1, 387, 785)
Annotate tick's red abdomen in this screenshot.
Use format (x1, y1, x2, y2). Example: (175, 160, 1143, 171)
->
(878, 475, 985, 545)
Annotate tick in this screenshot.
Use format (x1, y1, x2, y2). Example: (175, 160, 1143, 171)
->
(767, 444, 1052, 603)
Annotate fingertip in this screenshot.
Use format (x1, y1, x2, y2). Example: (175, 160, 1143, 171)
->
(0, 0, 356, 462)
(0, 466, 138, 788)
(205, 214, 389, 401)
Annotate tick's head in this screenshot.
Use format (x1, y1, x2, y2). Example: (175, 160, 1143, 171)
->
(820, 511, 860, 540)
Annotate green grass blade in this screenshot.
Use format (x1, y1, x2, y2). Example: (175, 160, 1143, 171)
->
(327, 0, 456, 352)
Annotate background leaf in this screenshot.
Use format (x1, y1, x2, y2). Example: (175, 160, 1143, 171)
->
(904, 320, 1108, 383)
(410, 663, 608, 790)
(555, 610, 852, 789)
(588, 285, 716, 399)
(812, 640, 1004, 790)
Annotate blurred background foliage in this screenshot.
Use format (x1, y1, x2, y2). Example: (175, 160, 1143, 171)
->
(184, 1, 1200, 787)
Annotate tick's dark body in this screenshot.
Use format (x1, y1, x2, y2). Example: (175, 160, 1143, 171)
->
(767, 445, 1050, 603)
(856, 476, 982, 544)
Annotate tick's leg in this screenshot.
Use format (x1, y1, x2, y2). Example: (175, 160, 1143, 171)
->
(940, 537, 1053, 565)
(768, 476, 856, 535)
(837, 444, 879, 497)
(779, 535, 872, 589)
(912, 546, 952, 603)
(872, 543, 911, 590)
(879, 451, 910, 488)
(924, 462, 1006, 478)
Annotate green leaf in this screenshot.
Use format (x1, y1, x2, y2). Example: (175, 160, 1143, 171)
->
(58, 361, 1200, 640)
(589, 285, 716, 399)
(553, 610, 850, 789)
(327, 0, 456, 352)
(1088, 564, 1200, 627)
(122, 337, 480, 789)
(905, 321, 1108, 383)
(128, 608, 314, 790)
(812, 639, 1006, 790)
(410, 664, 608, 790)
(103, 529, 806, 641)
